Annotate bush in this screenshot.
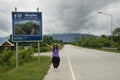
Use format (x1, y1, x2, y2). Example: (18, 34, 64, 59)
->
(34, 46, 52, 53)
(0, 46, 34, 72)
(9, 56, 16, 67)
(0, 51, 14, 66)
(40, 47, 52, 52)
(19, 46, 34, 65)
(0, 50, 15, 72)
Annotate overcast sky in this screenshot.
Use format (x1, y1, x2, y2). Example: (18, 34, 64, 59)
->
(0, 0, 120, 38)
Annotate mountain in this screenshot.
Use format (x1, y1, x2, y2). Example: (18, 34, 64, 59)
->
(0, 36, 10, 44)
(51, 33, 81, 42)
(50, 33, 98, 42)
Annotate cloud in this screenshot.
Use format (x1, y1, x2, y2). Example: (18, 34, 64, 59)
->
(0, 29, 10, 37)
(0, 0, 120, 38)
(86, 1, 120, 35)
(53, 0, 120, 35)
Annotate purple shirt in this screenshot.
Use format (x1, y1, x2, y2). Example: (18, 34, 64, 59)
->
(52, 48, 59, 57)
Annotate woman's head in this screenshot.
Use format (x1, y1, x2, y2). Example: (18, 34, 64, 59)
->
(54, 44, 57, 48)
(53, 43, 58, 51)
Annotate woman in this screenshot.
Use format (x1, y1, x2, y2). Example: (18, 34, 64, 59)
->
(45, 43, 60, 70)
(52, 44, 60, 70)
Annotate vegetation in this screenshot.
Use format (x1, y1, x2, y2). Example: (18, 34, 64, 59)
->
(0, 35, 63, 76)
(72, 27, 120, 52)
(113, 27, 120, 46)
(31, 35, 63, 52)
(8, 35, 63, 53)
(15, 21, 40, 35)
(0, 56, 51, 80)
(0, 46, 34, 72)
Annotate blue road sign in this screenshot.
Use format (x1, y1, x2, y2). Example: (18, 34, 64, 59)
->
(12, 12, 42, 42)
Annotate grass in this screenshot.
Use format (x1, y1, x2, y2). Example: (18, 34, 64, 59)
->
(85, 47, 120, 53)
(0, 56, 51, 80)
(83, 47, 120, 53)
(73, 45, 120, 53)
(100, 48, 120, 53)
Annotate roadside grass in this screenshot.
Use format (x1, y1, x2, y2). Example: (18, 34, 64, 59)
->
(82, 46, 120, 53)
(73, 45, 120, 53)
(83, 47, 120, 53)
(86, 47, 120, 53)
(100, 48, 120, 53)
(0, 56, 51, 80)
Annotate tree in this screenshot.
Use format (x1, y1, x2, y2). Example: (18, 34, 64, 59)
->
(101, 35, 107, 38)
(8, 34, 12, 43)
(113, 27, 120, 36)
(113, 27, 120, 45)
(43, 35, 53, 45)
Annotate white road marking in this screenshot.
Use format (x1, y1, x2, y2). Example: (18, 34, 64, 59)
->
(66, 50, 76, 80)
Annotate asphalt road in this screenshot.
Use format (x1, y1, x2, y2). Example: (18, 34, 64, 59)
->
(43, 45, 120, 80)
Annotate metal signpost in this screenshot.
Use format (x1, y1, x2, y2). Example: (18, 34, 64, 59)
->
(37, 8, 40, 64)
(12, 8, 42, 68)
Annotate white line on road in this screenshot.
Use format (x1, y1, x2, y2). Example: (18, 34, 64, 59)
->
(66, 50, 76, 80)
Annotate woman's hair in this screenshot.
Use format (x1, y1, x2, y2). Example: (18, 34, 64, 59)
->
(53, 45, 58, 52)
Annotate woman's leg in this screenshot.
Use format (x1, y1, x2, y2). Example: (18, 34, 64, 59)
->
(53, 63, 56, 69)
(52, 57, 56, 69)
(56, 57, 60, 68)
(53, 57, 60, 69)
(54, 57, 58, 68)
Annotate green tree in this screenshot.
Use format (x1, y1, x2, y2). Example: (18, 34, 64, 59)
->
(43, 35, 53, 45)
(8, 34, 12, 43)
(113, 27, 120, 45)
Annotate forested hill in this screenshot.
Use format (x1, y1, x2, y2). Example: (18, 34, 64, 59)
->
(0, 33, 97, 43)
(51, 33, 96, 42)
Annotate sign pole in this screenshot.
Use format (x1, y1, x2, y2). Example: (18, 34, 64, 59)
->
(38, 41, 40, 64)
(16, 42, 18, 68)
(15, 7, 18, 68)
(37, 7, 40, 64)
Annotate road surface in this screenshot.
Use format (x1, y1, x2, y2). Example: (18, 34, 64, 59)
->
(43, 45, 120, 80)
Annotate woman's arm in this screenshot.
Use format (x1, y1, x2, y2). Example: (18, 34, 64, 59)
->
(44, 42, 53, 48)
(57, 44, 62, 49)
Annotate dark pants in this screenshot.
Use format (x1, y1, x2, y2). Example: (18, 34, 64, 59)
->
(52, 57, 60, 69)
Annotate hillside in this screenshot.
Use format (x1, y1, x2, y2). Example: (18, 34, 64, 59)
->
(51, 33, 96, 42)
(0, 33, 97, 43)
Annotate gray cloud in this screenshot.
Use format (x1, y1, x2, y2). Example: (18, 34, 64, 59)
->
(53, 0, 119, 33)
(0, 0, 120, 37)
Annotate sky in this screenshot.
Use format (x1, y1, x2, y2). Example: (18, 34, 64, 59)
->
(0, 0, 120, 38)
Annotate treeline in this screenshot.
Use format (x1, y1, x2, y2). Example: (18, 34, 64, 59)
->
(31, 35, 63, 52)
(8, 35, 63, 52)
(72, 27, 120, 52)
(0, 35, 63, 73)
